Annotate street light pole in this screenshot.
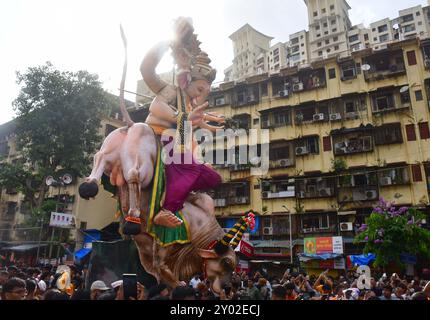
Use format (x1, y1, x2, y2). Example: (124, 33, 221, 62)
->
(283, 205, 294, 266)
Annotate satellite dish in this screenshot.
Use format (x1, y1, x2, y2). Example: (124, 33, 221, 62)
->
(361, 64, 371, 71)
(61, 174, 73, 185)
(45, 176, 55, 186)
(250, 157, 261, 166)
(400, 86, 409, 94)
(393, 23, 399, 30)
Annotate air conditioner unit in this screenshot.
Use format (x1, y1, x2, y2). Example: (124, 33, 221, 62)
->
(292, 82, 304, 92)
(215, 98, 225, 106)
(295, 146, 309, 156)
(279, 89, 289, 97)
(313, 113, 325, 122)
(345, 112, 359, 120)
(302, 228, 314, 233)
(247, 95, 256, 102)
(214, 199, 226, 207)
(330, 113, 342, 121)
(319, 188, 333, 197)
(366, 190, 378, 200)
(339, 222, 353, 232)
(262, 192, 269, 199)
(374, 44, 388, 51)
(234, 197, 248, 204)
(379, 177, 392, 186)
(278, 159, 292, 167)
(263, 227, 273, 235)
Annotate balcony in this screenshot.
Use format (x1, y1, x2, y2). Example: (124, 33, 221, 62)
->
(213, 182, 250, 207)
(332, 125, 374, 156)
(296, 177, 336, 199)
(363, 50, 406, 82)
(232, 85, 260, 107)
(421, 41, 430, 69)
(337, 172, 379, 203)
(378, 166, 411, 187)
(261, 179, 295, 199)
(371, 88, 411, 114)
(269, 141, 294, 168)
(261, 107, 292, 129)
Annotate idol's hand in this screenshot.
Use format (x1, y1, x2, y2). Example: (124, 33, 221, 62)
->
(188, 102, 208, 126)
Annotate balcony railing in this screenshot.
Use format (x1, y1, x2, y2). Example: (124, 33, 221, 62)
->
(338, 186, 379, 203)
(334, 136, 373, 156)
(364, 63, 406, 81)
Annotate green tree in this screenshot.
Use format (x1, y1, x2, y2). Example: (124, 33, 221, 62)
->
(0, 62, 116, 212)
(354, 198, 430, 268)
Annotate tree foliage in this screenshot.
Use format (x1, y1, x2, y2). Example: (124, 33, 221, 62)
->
(354, 198, 430, 267)
(0, 62, 117, 211)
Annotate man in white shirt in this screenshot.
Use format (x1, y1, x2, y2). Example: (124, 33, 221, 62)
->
(189, 274, 201, 289)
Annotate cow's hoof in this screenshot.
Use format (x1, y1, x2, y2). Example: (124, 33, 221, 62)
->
(123, 221, 141, 236)
(79, 181, 99, 200)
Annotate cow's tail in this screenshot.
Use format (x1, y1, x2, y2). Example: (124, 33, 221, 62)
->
(120, 24, 134, 128)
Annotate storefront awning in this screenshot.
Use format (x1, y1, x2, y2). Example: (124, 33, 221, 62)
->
(74, 248, 92, 260)
(348, 254, 376, 266)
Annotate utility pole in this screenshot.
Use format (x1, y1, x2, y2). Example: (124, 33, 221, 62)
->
(283, 205, 294, 266)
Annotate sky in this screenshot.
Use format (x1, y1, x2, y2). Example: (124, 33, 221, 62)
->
(0, 0, 428, 125)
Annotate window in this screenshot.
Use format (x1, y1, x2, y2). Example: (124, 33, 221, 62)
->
(329, 68, 336, 79)
(332, 28, 337, 32)
(405, 124, 417, 141)
(341, 62, 357, 79)
(419, 122, 430, 139)
(404, 24, 416, 33)
(415, 90, 423, 101)
(6, 202, 17, 215)
(333, 36, 338, 42)
(374, 123, 403, 145)
(349, 34, 359, 43)
(378, 25, 388, 33)
(364, 34, 369, 41)
(323, 136, 332, 151)
(330, 5, 335, 10)
(325, 31, 329, 35)
(379, 34, 389, 42)
(372, 93, 395, 112)
(334, 45, 339, 51)
(317, 34, 321, 38)
(317, 42, 322, 47)
(403, 14, 414, 22)
(314, 11, 318, 17)
(296, 137, 319, 155)
(322, 8, 326, 14)
(316, 25, 321, 31)
(331, 20, 336, 25)
(261, 83, 268, 96)
(323, 22, 328, 27)
(318, 51, 323, 56)
(325, 39, 330, 45)
(416, 11, 421, 16)
(406, 50, 417, 66)
(302, 215, 330, 231)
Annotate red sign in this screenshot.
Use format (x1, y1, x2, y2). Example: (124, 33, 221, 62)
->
(316, 237, 333, 254)
(239, 240, 254, 258)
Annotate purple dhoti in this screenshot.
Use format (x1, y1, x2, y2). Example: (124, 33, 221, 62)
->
(161, 139, 222, 213)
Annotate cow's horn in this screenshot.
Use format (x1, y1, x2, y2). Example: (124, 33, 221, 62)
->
(230, 222, 248, 249)
(213, 217, 246, 255)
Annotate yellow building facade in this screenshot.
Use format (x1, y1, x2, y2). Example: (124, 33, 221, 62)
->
(207, 38, 430, 265)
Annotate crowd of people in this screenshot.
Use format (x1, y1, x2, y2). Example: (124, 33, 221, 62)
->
(1, 263, 430, 300)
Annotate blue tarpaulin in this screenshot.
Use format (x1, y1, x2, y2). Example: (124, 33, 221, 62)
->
(74, 248, 92, 260)
(349, 254, 376, 266)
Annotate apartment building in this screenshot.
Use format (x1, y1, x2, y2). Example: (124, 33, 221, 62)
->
(288, 31, 310, 67)
(268, 42, 289, 73)
(207, 38, 430, 269)
(305, 0, 352, 61)
(228, 24, 274, 81)
(347, 24, 371, 53)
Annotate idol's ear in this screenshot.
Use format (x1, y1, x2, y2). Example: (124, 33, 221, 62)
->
(197, 249, 219, 260)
